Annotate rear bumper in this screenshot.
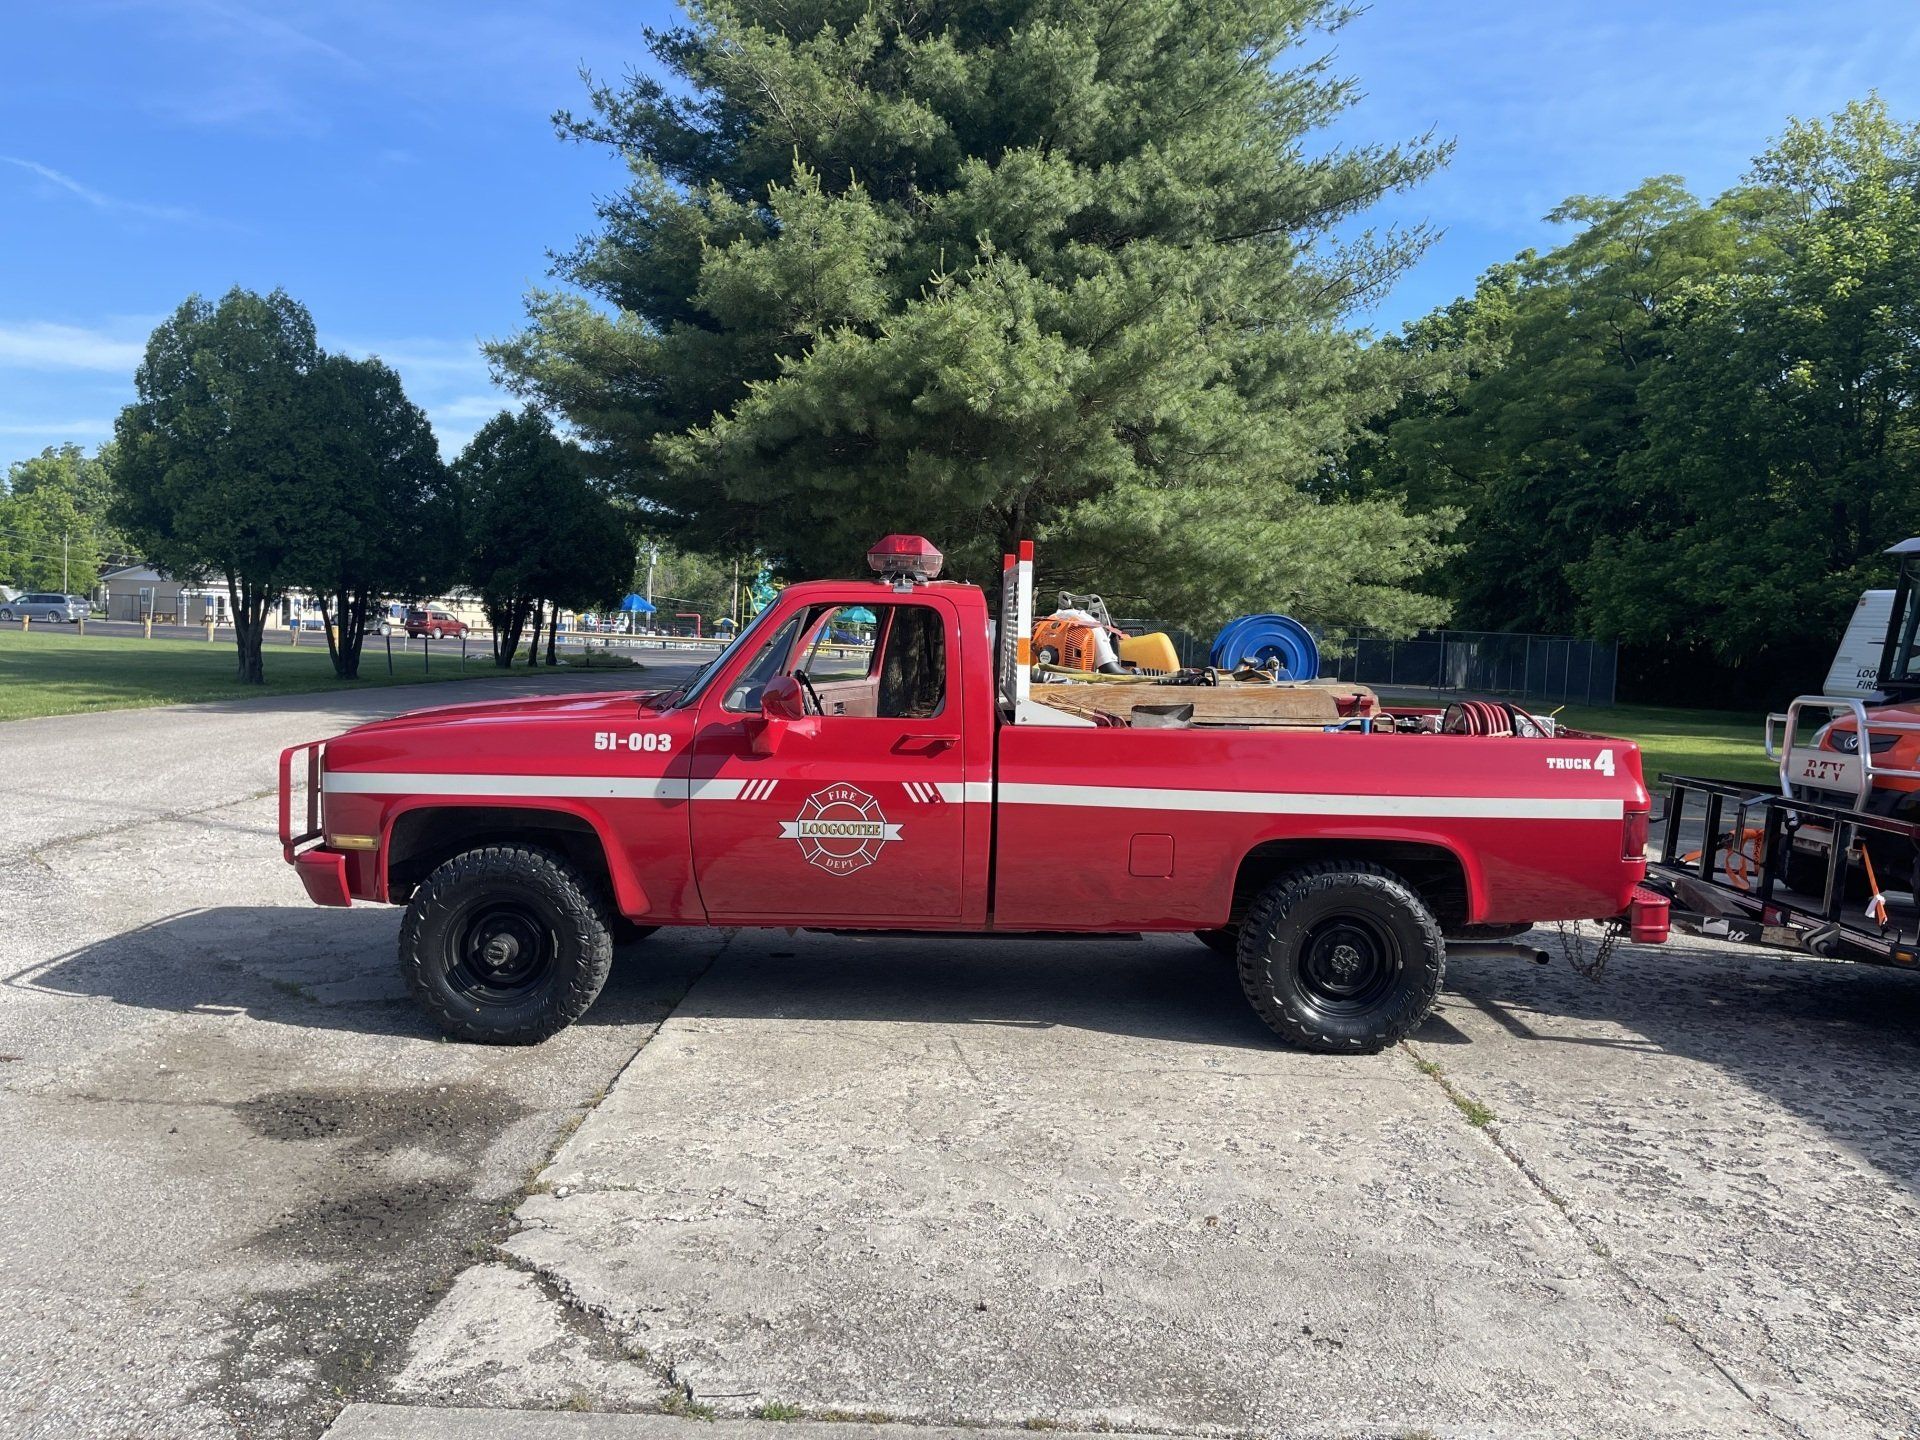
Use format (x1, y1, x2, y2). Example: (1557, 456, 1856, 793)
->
(294, 847, 353, 907)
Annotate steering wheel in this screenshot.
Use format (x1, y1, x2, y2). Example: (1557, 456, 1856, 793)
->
(792, 669, 825, 716)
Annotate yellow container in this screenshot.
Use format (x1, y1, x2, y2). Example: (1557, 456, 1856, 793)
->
(1118, 631, 1180, 674)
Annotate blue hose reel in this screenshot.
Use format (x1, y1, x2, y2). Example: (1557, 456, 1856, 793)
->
(1208, 614, 1320, 680)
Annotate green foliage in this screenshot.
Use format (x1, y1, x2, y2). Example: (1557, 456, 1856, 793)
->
(0, 444, 124, 594)
(455, 409, 634, 666)
(1576, 100, 1920, 669)
(1351, 97, 1920, 701)
(112, 288, 323, 683)
(495, 0, 1453, 633)
(290, 355, 457, 678)
(1350, 180, 1739, 632)
(639, 540, 751, 628)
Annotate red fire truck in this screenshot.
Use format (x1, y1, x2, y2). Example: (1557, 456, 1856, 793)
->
(281, 536, 1667, 1051)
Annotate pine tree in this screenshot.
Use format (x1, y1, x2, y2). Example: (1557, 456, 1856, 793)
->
(494, 0, 1453, 630)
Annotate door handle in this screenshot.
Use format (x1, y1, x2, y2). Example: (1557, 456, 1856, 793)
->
(893, 734, 959, 753)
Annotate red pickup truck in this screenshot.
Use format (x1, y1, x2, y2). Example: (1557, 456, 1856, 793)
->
(281, 536, 1665, 1052)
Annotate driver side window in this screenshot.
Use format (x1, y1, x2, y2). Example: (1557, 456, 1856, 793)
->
(719, 602, 948, 718)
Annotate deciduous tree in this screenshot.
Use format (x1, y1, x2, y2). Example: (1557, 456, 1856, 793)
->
(457, 409, 632, 666)
(0, 444, 124, 594)
(111, 289, 321, 683)
(293, 355, 459, 679)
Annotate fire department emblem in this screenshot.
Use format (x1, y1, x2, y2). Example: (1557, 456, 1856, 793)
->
(779, 783, 902, 875)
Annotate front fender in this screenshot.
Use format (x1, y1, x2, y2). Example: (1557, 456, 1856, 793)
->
(376, 796, 653, 918)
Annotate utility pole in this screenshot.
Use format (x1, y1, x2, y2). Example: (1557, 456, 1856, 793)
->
(645, 545, 658, 604)
(731, 558, 740, 627)
(62, 532, 68, 593)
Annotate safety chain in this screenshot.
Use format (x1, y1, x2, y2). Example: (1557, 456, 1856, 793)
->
(1554, 919, 1622, 982)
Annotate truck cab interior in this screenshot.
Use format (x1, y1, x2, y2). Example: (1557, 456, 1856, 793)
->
(723, 601, 947, 719)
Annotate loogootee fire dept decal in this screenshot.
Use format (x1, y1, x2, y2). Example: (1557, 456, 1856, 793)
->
(780, 783, 903, 875)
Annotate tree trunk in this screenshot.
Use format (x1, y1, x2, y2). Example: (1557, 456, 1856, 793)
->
(527, 602, 545, 667)
(546, 609, 559, 666)
(325, 587, 368, 680)
(488, 597, 528, 667)
(231, 572, 268, 685)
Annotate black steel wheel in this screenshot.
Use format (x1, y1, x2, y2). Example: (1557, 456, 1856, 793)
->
(1237, 862, 1444, 1053)
(400, 845, 613, 1044)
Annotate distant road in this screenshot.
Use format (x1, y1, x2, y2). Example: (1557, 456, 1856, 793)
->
(10, 618, 733, 656)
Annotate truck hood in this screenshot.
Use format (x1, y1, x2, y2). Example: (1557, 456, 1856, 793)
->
(346, 689, 660, 735)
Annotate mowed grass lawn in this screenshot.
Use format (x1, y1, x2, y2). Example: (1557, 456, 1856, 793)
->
(1557, 702, 1778, 789)
(0, 626, 542, 721)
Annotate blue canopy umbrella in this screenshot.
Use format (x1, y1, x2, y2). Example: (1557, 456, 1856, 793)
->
(840, 606, 877, 624)
(619, 593, 656, 615)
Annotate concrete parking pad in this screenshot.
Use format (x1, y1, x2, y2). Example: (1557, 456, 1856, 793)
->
(0, 670, 705, 1440)
(1412, 940, 1920, 1440)
(326, 1409, 1149, 1440)
(488, 934, 1771, 1438)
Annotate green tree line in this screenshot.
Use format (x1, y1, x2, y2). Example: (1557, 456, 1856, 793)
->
(0, 444, 130, 596)
(105, 288, 634, 684)
(1345, 97, 1920, 705)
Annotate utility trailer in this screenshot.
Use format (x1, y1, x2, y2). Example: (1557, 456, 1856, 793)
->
(1646, 773, 1920, 969)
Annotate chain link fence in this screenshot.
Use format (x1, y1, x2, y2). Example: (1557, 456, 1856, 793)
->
(1117, 620, 1618, 708)
(1325, 629, 1618, 708)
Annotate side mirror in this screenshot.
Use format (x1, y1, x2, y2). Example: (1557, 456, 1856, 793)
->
(761, 675, 808, 720)
(747, 675, 816, 755)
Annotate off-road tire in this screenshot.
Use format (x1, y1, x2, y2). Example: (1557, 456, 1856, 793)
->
(1781, 846, 1877, 902)
(1194, 927, 1239, 959)
(1237, 862, 1444, 1053)
(400, 845, 613, 1044)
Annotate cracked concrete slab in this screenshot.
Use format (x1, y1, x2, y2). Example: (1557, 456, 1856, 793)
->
(0, 668, 709, 1440)
(389, 1264, 672, 1412)
(1408, 938, 1920, 1440)
(494, 934, 1773, 1439)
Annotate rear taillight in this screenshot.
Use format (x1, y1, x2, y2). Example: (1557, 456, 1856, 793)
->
(1623, 808, 1649, 860)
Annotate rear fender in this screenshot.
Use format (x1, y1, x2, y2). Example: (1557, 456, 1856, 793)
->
(1232, 825, 1486, 927)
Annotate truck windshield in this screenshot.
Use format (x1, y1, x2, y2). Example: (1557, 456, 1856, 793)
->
(664, 604, 785, 710)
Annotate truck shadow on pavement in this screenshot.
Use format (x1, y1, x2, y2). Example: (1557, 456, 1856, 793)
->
(9, 911, 1281, 1048)
(3, 905, 696, 1041)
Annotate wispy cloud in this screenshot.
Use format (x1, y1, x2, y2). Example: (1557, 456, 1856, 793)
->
(1, 156, 207, 225)
(162, 0, 365, 71)
(0, 322, 147, 372)
(0, 418, 114, 438)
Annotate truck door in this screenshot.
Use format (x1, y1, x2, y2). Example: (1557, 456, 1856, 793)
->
(689, 595, 969, 921)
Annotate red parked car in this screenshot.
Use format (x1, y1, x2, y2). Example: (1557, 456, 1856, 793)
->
(405, 606, 468, 639)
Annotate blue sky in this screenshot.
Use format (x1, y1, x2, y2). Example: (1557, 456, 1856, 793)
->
(3, 1, 1918, 471)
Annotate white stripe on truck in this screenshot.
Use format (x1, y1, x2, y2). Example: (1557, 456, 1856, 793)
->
(321, 771, 1616, 819)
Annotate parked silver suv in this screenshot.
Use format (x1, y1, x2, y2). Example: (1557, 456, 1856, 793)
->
(0, 592, 89, 622)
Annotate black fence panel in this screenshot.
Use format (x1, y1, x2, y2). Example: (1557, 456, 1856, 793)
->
(1114, 619, 1618, 707)
(1327, 629, 1618, 708)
